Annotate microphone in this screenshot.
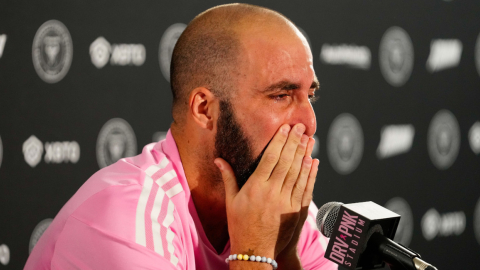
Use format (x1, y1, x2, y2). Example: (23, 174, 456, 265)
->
(316, 201, 438, 270)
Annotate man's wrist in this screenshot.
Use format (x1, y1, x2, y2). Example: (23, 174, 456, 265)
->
(230, 244, 275, 260)
(227, 254, 278, 269)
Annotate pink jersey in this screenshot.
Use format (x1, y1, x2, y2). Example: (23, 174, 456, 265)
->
(25, 130, 337, 270)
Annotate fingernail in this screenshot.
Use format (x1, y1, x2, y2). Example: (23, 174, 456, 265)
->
(304, 156, 312, 165)
(281, 125, 290, 135)
(296, 124, 305, 135)
(301, 134, 308, 145)
(214, 160, 223, 171)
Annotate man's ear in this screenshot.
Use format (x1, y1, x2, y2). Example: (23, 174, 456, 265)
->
(189, 87, 218, 130)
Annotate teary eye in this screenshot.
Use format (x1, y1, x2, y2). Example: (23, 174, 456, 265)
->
(271, 94, 290, 101)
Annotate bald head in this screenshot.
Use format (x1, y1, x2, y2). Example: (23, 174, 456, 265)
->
(170, 3, 298, 123)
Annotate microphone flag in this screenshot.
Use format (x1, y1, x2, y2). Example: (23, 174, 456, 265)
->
(323, 201, 400, 269)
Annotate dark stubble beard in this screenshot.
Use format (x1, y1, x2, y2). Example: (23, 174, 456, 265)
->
(214, 99, 265, 190)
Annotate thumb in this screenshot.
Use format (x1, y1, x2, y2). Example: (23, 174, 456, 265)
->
(214, 158, 239, 201)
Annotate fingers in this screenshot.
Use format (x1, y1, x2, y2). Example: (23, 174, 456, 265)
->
(305, 137, 315, 158)
(282, 134, 309, 193)
(268, 124, 306, 186)
(214, 158, 239, 204)
(290, 156, 312, 206)
(251, 124, 291, 180)
(302, 158, 319, 208)
(291, 138, 318, 208)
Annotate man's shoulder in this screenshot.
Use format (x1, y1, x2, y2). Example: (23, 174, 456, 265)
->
(25, 141, 192, 270)
(72, 141, 188, 233)
(54, 142, 189, 268)
(61, 143, 164, 215)
(77, 141, 184, 203)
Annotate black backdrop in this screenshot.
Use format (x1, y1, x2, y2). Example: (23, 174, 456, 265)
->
(1, 0, 480, 269)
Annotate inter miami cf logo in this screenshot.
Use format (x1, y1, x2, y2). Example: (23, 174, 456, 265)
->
(159, 23, 186, 82)
(427, 110, 460, 170)
(327, 113, 364, 175)
(385, 197, 414, 247)
(32, 20, 73, 83)
(29, 218, 53, 254)
(96, 118, 137, 168)
(379, 26, 414, 87)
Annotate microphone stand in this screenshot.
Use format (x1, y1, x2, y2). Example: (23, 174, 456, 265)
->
(369, 233, 438, 270)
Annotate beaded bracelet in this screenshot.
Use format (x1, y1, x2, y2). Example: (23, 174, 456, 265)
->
(225, 253, 278, 269)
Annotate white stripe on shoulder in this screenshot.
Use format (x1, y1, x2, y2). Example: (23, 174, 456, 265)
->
(135, 175, 154, 246)
(159, 156, 169, 168)
(166, 183, 183, 198)
(145, 165, 161, 177)
(156, 170, 177, 187)
(151, 188, 166, 256)
(163, 200, 175, 228)
(166, 228, 179, 266)
(144, 156, 170, 176)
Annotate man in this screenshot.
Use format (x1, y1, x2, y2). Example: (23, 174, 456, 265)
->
(25, 3, 336, 270)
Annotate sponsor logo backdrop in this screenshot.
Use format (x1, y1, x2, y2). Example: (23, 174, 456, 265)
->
(0, 0, 479, 269)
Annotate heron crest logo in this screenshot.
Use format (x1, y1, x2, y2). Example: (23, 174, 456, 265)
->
(427, 110, 460, 170)
(327, 113, 364, 175)
(97, 118, 137, 168)
(379, 26, 414, 87)
(32, 20, 73, 83)
(159, 23, 186, 82)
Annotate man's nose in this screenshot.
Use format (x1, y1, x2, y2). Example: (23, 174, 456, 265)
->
(290, 100, 317, 137)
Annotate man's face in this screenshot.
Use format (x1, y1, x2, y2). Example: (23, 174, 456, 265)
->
(214, 24, 318, 188)
(215, 99, 262, 189)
